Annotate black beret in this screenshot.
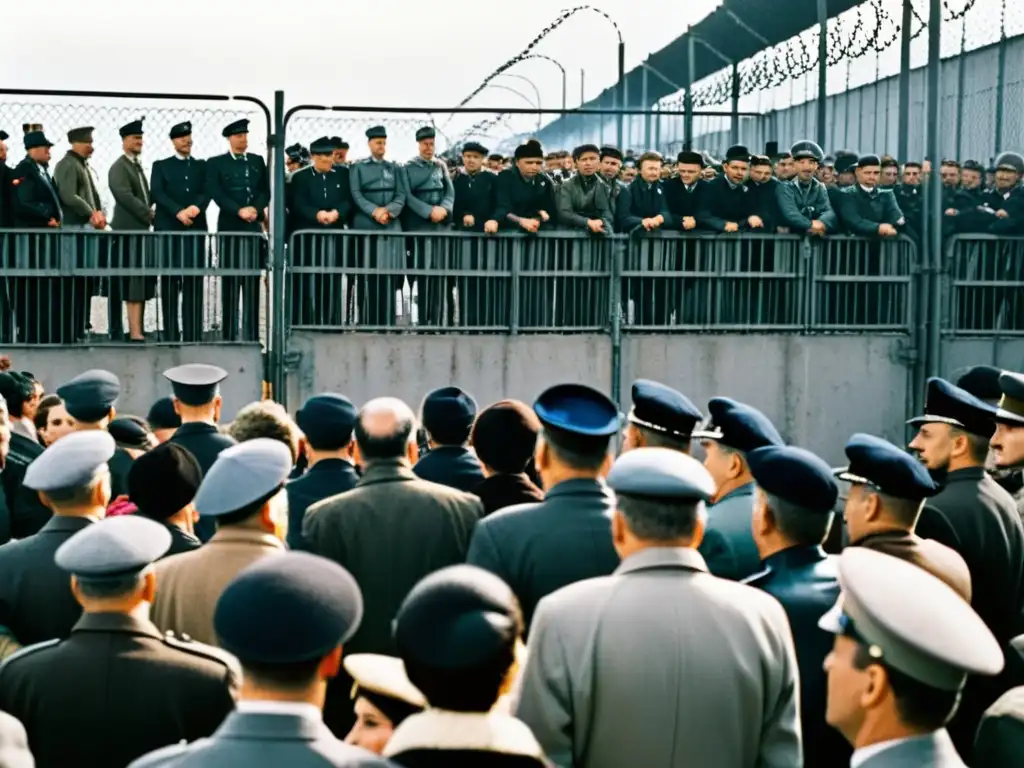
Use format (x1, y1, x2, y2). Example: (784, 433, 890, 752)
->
(395, 565, 520, 669)
(415, 126, 436, 141)
(146, 397, 181, 431)
(747, 445, 838, 512)
(572, 144, 600, 160)
(725, 145, 750, 163)
(108, 416, 157, 451)
(119, 118, 144, 138)
(128, 442, 202, 521)
(222, 119, 249, 138)
(954, 365, 1004, 403)
(470, 400, 541, 474)
(514, 140, 544, 160)
(296, 393, 357, 451)
(421, 387, 477, 445)
(858, 155, 882, 168)
(462, 141, 488, 156)
(676, 151, 704, 166)
(908, 377, 997, 438)
(215, 553, 363, 664)
(0, 130, 8, 142)
(169, 121, 192, 139)
(835, 155, 859, 174)
(600, 145, 623, 161)
(309, 136, 335, 155)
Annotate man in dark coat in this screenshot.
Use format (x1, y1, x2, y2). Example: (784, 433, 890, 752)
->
(742, 445, 848, 768)
(696, 144, 761, 233)
(150, 120, 209, 343)
(467, 384, 620, 632)
(0, 516, 238, 768)
(303, 397, 482, 738)
(205, 119, 269, 342)
(413, 387, 484, 494)
(746, 154, 784, 233)
(452, 141, 499, 329)
(0, 373, 43, 543)
(663, 151, 705, 232)
(0, 129, 11, 230)
(598, 145, 626, 222)
(469, 399, 544, 517)
(128, 443, 203, 557)
(286, 393, 360, 552)
(908, 377, 1024, 760)
(836, 155, 907, 237)
(164, 364, 235, 543)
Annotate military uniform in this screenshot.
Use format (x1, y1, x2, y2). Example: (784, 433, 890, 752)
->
(205, 119, 269, 342)
(151, 121, 210, 343)
(776, 177, 836, 233)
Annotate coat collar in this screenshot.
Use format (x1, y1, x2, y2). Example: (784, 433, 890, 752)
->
(853, 729, 961, 768)
(39, 516, 95, 535)
(72, 612, 164, 640)
(215, 710, 329, 742)
(357, 458, 418, 487)
(173, 421, 222, 437)
(383, 709, 545, 761)
(615, 546, 707, 576)
(715, 481, 755, 503)
(762, 545, 829, 570)
(306, 457, 359, 476)
(544, 477, 612, 501)
(208, 527, 285, 551)
(944, 466, 985, 483)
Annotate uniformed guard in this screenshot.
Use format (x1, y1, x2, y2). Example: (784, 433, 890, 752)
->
(820, 548, 1004, 768)
(284, 143, 305, 174)
(129, 553, 388, 768)
(206, 118, 269, 342)
(150, 120, 209, 343)
(835, 154, 907, 237)
(129, 442, 204, 557)
(343, 654, 425, 755)
(146, 395, 181, 444)
(349, 125, 406, 327)
(163, 363, 235, 542)
(743, 444, 847, 768)
(412, 386, 484, 493)
(835, 432, 970, 599)
(387, 565, 546, 766)
(954, 365, 1023, 498)
(621, 378, 702, 454)
(286, 393, 360, 552)
(693, 397, 784, 580)
(0, 431, 114, 655)
(0, 516, 238, 768)
(776, 140, 836, 236)
(993, 370, 1024, 520)
(467, 383, 620, 631)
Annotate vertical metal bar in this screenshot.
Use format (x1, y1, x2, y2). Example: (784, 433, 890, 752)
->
(642, 65, 651, 150)
(610, 239, 623, 407)
(270, 90, 288, 406)
(654, 103, 662, 154)
(954, 22, 967, 161)
(816, 0, 828, 148)
(561, 69, 567, 113)
(616, 42, 626, 150)
(580, 69, 586, 146)
(994, 0, 1008, 153)
(897, 0, 913, 163)
(730, 62, 740, 147)
(926, 0, 943, 380)
(684, 31, 695, 150)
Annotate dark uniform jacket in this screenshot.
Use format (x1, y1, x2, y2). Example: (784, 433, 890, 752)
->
(0, 161, 12, 228)
(983, 185, 1024, 235)
(894, 183, 923, 234)
(743, 546, 849, 768)
(156, 521, 203, 558)
(401, 156, 454, 231)
(974, 683, 1024, 767)
(663, 176, 705, 228)
(915, 465, 1024, 759)
(474, 472, 544, 518)
(205, 152, 271, 232)
(697, 175, 756, 232)
(290, 166, 353, 231)
(169, 422, 236, 543)
(776, 177, 837, 232)
(836, 186, 905, 236)
(600, 175, 626, 222)
(466, 478, 619, 631)
(746, 177, 785, 232)
(698, 482, 762, 581)
(556, 173, 613, 233)
(285, 458, 360, 552)
(452, 169, 497, 231)
(412, 446, 485, 494)
(850, 528, 972, 601)
(109, 446, 134, 500)
(385, 709, 548, 768)
(127, 711, 393, 768)
(9, 157, 62, 228)
(616, 178, 670, 233)
(150, 155, 210, 231)
(1, 432, 44, 542)
(493, 169, 557, 230)
(0, 612, 238, 768)
(0, 516, 92, 647)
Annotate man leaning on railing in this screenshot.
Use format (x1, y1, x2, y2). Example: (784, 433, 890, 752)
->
(775, 140, 836, 237)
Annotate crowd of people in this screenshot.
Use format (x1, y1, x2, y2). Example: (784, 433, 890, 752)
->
(0, 354, 1020, 766)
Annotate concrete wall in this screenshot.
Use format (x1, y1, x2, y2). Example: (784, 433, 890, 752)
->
(9, 345, 264, 420)
(287, 331, 915, 465)
(940, 338, 1024, 378)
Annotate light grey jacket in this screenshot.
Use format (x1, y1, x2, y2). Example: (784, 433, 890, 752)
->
(514, 547, 801, 768)
(856, 730, 966, 768)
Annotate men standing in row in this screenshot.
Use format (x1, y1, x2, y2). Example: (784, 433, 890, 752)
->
(207, 119, 269, 343)
(151, 121, 209, 343)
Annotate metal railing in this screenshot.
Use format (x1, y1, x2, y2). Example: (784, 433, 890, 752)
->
(0, 230, 268, 345)
(284, 230, 921, 335)
(942, 234, 1024, 336)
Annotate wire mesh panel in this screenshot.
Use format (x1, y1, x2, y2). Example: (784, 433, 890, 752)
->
(943, 234, 1024, 334)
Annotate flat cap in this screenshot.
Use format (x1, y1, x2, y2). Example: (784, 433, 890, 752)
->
(309, 136, 335, 155)
(169, 121, 192, 139)
(470, 399, 541, 474)
(820, 548, 1003, 691)
(395, 565, 520, 669)
(693, 397, 784, 454)
(954, 365, 1004, 403)
(296, 393, 358, 451)
(421, 387, 477, 445)
(222, 119, 249, 137)
(163, 363, 227, 407)
(835, 154, 859, 174)
(119, 118, 144, 138)
(607, 447, 715, 502)
(600, 145, 622, 161)
(995, 371, 1024, 426)
(415, 126, 435, 141)
(462, 141, 488, 156)
(908, 377, 997, 438)
(215, 552, 363, 664)
(835, 433, 938, 500)
(193, 438, 293, 518)
(146, 396, 181, 431)
(676, 150, 704, 166)
(725, 144, 750, 163)
(24, 431, 116, 492)
(365, 125, 387, 140)
(56, 369, 120, 423)
(344, 654, 427, 709)
(514, 139, 544, 160)
(55, 516, 171, 583)
(67, 126, 94, 143)
(128, 442, 202, 521)
(24, 130, 54, 150)
(108, 416, 157, 450)
(747, 444, 838, 512)
(629, 379, 702, 439)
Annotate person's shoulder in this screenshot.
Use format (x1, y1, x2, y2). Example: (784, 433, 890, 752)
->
(0, 637, 61, 674)
(706, 574, 792, 625)
(155, 544, 206, 579)
(160, 630, 241, 678)
(127, 739, 207, 767)
(409, 474, 481, 505)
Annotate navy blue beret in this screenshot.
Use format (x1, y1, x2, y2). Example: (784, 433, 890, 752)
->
(747, 444, 838, 512)
(421, 387, 477, 441)
(108, 416, 156, 450)
(215, 552, 363, 664)
(607, 447, 714, 501)
(954, 365, 1004, 403)
(56, 369, 120, 423)
(395, 565, 520, 670)
(222, 119, 249, 138)
(693, 397, 783, 453)
(835, 433, 938, 500)
(309, 136, 335, 155)
(629, 379, 702, 439)
(146, 397, 181, 431)
(908, 377, 997, 438)
(129, 443, 202, 521)
(169, 121, 191, 139)
(297, 393, 357, 450)
(119, 118, 144, 138)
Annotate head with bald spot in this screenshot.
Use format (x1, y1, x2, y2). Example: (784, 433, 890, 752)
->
(353, 397, 419, 466)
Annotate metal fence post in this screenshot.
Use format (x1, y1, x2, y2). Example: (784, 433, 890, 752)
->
(994, 0, 1008, 154)
(610, 238, 623, 408)
(270, 90, 288, 406)
(925, 0, 943, 381)
(684, 31, 695, 150)
(816, 0, 828, 149)
(897, 0, 913, 164)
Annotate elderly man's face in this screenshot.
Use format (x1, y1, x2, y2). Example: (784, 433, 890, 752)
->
(462, 151, 484, 173)
(995, 168, 1020, 191)
(123, 134, 143, 155)
(368, 138, 386, 158)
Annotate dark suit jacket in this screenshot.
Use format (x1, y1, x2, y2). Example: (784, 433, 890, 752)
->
(616, 178, 670, 233)
(452, 169, 497, 230)
(492, 169, 558, 229)
(0, 612, 238, 768)
(836, 186, 905, 236)
(0, 516, 93, 647)
(127, 711, 393, 768)
(169, 422, 236, 542)
(474, 473, 544, 518)
(556, 173, 613, 233)
(1, 432, 44, 542)
(696, 175, 755, 232)
(746, 177, 785, 232)
(150, 155, 209, 231)
(9, 158, 61, 228)
(974, 685, 1024, 767)
(743, 546, 849, 768)
(413, 446, 485, 494)
(52, 150, 103, 227)
(466, 478, 619, 631)
(205, 153, 271, 233)
(290, 166, 353, 231)
(663, 177, 705, 229)
(286, 458, 360, 551)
